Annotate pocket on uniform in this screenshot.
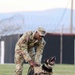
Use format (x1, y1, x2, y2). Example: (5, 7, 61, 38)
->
(14, 53, 23, 64)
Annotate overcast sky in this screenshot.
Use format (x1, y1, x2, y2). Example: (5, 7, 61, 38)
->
(0, 0, 74, 13)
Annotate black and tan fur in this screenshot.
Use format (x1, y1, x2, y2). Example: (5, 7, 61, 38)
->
(28, 56, 56, 75)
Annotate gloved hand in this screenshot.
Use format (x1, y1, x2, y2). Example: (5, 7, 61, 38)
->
(28, 60, 35, 67)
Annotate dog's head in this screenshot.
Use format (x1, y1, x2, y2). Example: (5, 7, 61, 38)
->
(45, 56, 56, 66)
(42, 56, 56, 74)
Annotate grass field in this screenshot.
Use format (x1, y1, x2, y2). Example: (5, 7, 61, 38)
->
(0, 64, 75, 75)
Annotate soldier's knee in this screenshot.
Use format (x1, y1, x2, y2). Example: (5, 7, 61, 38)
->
(15, 66, 23, 74)
(16, 66, 23, 72)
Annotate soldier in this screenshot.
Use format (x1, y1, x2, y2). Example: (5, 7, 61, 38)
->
(14, 27, 46, 75)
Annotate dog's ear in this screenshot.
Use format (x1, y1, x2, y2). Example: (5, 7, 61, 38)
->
(44, 58, 49, 64)
(50, 56, 56, 62)
(49, 56, 56, 66)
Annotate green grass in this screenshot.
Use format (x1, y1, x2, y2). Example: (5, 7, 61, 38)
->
(0, 64, 75, 75)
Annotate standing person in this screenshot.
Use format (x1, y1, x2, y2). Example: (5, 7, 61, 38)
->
(14, 27, 46, 75)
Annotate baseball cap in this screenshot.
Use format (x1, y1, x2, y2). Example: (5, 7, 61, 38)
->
(37, 27, 46, 36)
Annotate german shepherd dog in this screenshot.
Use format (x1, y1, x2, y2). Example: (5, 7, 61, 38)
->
(28, 56, 56, 75)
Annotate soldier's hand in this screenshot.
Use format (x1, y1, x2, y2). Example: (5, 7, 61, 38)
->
(28, 60, 35, 67)
(35, 63, 40, 67)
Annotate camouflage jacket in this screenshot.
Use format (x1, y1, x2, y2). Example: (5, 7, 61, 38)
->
(15, 31, 46, 64)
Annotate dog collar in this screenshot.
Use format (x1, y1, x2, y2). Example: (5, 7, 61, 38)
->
(42, 64, 52, 72)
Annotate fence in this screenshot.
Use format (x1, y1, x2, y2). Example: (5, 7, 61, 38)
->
(0, 33, 75, 64)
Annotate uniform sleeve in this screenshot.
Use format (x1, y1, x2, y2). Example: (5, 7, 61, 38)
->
(17, 32, 32, 62)
(35, 38, 46, 64)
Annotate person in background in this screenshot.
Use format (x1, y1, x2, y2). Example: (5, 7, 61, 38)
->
(14, 27, 46, 75)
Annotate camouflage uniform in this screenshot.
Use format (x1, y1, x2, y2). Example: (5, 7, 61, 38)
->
(14, 29, 46, 75)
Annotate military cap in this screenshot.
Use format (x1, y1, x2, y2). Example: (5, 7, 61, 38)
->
(37, 27, 46, 36)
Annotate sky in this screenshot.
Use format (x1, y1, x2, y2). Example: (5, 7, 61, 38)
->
(0, 0, 75, 13)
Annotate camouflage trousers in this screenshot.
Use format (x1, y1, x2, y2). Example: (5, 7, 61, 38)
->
(14, 52, 24, 75)
(14, 49, 35, 75)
